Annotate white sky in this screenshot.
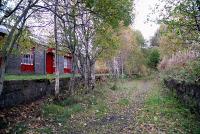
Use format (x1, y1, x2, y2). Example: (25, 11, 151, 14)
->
(132, 0, 160, 41)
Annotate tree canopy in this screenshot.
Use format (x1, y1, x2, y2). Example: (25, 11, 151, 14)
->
(153, 0, 200, 43)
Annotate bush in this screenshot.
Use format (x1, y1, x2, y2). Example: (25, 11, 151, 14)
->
(110, 82, 119, 91)
(161, 59, 200, 83)
(158, 50, 199, 70)
(147, 49, 160, 69)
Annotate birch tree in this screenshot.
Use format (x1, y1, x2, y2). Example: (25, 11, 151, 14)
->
(0, 0, 40, 95)
(55, 0, 134, 89)
(54, 0, 59, 96)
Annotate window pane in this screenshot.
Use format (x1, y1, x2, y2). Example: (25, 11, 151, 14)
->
(21, 54, 34, 65)
(64, 58, 68, 68)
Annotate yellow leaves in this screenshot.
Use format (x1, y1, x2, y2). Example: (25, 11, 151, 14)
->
(118, 26, 140, 52)
(116, 25, 148, 76)
(17, 29, 35, 54)
(95, 23, 120, 60)
(159, 32, 186, 58)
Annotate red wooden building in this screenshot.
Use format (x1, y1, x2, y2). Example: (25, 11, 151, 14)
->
(5, 47, 73, 75)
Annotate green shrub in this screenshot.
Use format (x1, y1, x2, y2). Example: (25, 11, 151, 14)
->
(147, 49, 160, 69)
(161, 59, 200, 83)
(110, 82, 119, 91)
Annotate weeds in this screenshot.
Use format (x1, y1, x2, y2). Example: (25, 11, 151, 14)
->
(36, 127, 53, 134)
(54, 96, 79, 106)
(136, 83, 200, 133)
(110, 82, 119, 91)
(92, 101, 109, 118)
(42, 103, 83, 123)
(118, 98, 130, 106)
(42, 104, 71, 123)
(11, 123, 27, 134)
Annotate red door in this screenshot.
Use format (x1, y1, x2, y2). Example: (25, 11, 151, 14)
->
(46, 52, 54, 74)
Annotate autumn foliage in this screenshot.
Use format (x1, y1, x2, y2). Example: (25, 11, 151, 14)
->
(158, 50, 199, 70)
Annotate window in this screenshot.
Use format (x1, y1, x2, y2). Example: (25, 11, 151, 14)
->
(21, 54, 33, 65)
(64, 58, 68, 68)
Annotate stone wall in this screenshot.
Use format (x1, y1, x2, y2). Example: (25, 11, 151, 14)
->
(164, 79, 200, 114)
(0, 75, 108, 109)
(0, 78, 82, 109)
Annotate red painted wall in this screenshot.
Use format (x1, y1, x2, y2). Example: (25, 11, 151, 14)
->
(64, 68, 71, 73)
(21, 48, 35, 73)
(21, 64, 34, 72)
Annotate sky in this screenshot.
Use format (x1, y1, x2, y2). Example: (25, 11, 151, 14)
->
(132, 0, 160, 41)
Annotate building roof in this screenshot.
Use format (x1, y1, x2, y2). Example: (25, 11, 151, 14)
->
(0, 25, 9, 35)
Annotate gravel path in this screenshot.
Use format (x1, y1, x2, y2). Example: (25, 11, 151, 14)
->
(67, 80, 154, 134)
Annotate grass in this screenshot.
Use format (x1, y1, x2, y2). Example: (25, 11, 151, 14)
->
(54, 96, 80, 106)
(41, 82, 109, 124)
(10, 78, 200, 133)
(118, 98, 130, 106)
(36, 127, 53, 134)
(11, 123, 27, 134)
(136, 82, 200, 133)
(5, 74, 80, 81)
(5, 73, 109, 81)
(91, 101, 109, 118)
(42, 103, 82, 123)
(42, 104, 71, 123)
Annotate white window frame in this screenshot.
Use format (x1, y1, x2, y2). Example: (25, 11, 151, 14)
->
(21, 54, 33, 65)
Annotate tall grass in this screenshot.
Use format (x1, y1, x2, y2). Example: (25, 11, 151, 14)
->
(159, 50, 199, 70)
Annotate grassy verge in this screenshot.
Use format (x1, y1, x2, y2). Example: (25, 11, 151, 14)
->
(136, 82, 200, 133)
(42, 103, 82, 123)
(5, 73, 109, 81)
(4, 74, 80, 81)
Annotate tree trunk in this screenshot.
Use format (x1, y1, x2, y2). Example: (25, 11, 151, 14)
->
(54, 0, 59, 97)
(55, 69, 59, 96)
(0, 1, 32, 95)
(83, 58, 95, 90)
(0, 61, 6, 95)
(90, 62, 95, 89)
(69, 54, 76, 95)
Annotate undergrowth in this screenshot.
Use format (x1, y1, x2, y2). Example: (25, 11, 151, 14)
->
(118, 98, 130, 106)
(136, 82, 200, 133)
(42, 103, 82, 123)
